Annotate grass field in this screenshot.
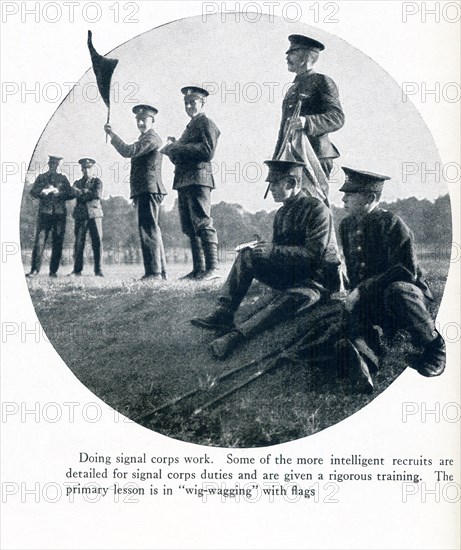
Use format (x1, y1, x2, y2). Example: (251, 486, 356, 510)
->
(25, 256, 449, 447)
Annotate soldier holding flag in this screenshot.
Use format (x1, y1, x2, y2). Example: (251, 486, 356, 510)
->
(105, 105, 168, 280)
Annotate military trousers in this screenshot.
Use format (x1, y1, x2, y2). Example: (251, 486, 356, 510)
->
(73, 218, 103, 274)
(219, 248, 321, 338)
(137, 192, 167, 276)
(30, 213, 66, 274)
(347, 281, 436, 354)
(177, 185, 218, 244)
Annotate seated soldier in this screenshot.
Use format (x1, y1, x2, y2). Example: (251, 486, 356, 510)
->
(338, 167, 446, 393)
(191, 160, 334, 359)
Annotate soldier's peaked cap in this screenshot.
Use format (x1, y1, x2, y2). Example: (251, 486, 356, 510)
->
(264, 160, 305, 181)
(78, 158, 96, 167)
(339, 167, 391, 193)
(48, 155, 63, 163)
(181, 86, 209, 99)
(132, 104, 158, 116)
(287, 34, 325, 53)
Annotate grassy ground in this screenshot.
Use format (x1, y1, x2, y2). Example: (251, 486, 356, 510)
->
(26, 257, 448, 447)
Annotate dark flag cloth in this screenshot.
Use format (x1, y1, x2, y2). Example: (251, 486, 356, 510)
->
(87, 30, 118, 108)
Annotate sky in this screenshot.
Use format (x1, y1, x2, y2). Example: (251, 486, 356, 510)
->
(27, 14, 448, 212)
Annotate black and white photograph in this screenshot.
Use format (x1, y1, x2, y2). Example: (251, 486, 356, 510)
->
(2, 2, 460, 549)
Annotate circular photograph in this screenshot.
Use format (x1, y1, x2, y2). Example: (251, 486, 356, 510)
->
(21, 14, 451, 447)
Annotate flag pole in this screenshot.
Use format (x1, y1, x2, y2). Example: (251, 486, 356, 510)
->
(106, 105, 110, 143)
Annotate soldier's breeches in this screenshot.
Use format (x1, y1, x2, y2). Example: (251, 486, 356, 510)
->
(178, 186, 218, 244)
(219, 248, 256, 310)
(383, 282, 435, 344)
(89, 219, 103, 273)
(31, 214, 66, 273)
(219, 248, 315, 311)
(74, 219, 103, 274)
(351, 281, 435, 345)
(137, 193, 167, 276)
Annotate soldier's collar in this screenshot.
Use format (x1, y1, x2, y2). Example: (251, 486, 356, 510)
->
(354, 205, 381, 223)
(294, 69, 315, 82)
(186, 112, 206, 126)
(282, 190, 305, 206)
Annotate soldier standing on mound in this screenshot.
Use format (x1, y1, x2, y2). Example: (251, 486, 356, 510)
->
(274, 34, 345, 197)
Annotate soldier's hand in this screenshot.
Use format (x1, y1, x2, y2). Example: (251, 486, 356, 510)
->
(288, 116, 306, 131)
(104, 123, 113, 136)
(252, 241, 273, 260)
(345, 288, 360, 312)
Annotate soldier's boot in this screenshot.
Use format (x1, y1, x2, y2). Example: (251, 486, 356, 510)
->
(179, 237, 205, 280)
(191, 303, 235, 332)
(199, 242, 221, 281)
(94, 257, 103, 277)
(210, 330, 245, 360)
(417, 330, 446, 377)
(336, 338, 374, 394)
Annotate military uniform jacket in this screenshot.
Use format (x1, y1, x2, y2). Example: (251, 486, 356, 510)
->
(111, 129, 167, 199)
(168, 113, 220, 190)
(274, 70, 345, 160)
(30, 171, 73, 215)
(339, 208, 432, 299)
(270, 191, 332, 290)
(72, 176, 103, 220)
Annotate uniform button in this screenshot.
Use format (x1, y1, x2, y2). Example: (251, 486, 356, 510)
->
(357, 246, 362, 251)
(360, 262, 366, 267)
(356, 230, 363, 236)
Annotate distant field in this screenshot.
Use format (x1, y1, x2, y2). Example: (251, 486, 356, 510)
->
(25, 254, 450, 447)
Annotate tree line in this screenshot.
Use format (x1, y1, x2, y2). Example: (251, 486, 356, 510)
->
(20, 188, 452, 258)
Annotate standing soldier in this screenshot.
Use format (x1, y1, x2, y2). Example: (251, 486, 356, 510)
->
(162, 86, 221, 281)
(26, 155, 73, 278)
(69, 158, 104, 277)
(105, 104, 168, 281)
(274, 34, 345, 293)
(274, 34, 345, 198)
